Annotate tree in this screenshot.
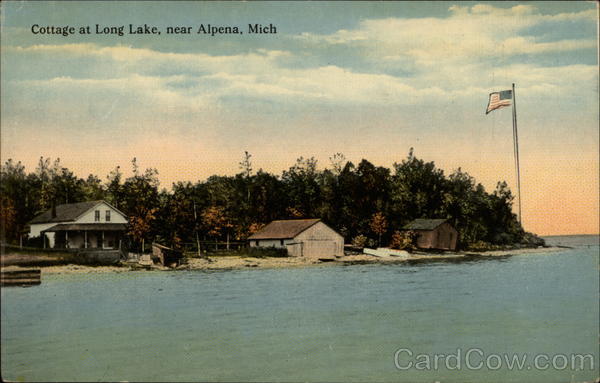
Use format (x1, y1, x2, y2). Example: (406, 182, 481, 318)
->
(122, 158, 161, 251)
(105, 166, 123, 209)
(35, 157, 55, 212)
(154, 185, 194, 250)
(239, 151, 253, 178)
(248, 222, 265, 235)
(235, 221, 265, 241)
(82, 174, 105, 201)
(249, 170, 287, 223)
(282, 157, 320, 218)
(52, 162, 85, 204)
(329, 153, 347, 176)
(351, 234, 367, 248)
(128, 208, 157, 252)
(369, 211, 388, 246)
(0, 194, 17, 244)
(356, 160, 391, 234)
(239, 151, 253, 204)
(1, 159, 32, 243)
(390, 230, 417, 251)
(390, 148, 446, 225)
(1, 150, 527, 251)
(201, 206, 232, 249)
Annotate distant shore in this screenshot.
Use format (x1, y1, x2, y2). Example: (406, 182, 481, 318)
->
(0, 246, 565, 275)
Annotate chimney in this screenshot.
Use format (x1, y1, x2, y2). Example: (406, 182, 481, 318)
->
(51, 201, 57, 219)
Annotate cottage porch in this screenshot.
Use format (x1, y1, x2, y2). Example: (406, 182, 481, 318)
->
(41, 223, 127, 250)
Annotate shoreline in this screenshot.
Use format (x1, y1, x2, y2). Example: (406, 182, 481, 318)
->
(0, 246, 566, 275)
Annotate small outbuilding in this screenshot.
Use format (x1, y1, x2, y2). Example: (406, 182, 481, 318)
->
(403, 219, 458, 251)
(248, 219, 344, 259)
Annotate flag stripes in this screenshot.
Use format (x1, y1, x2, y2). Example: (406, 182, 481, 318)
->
(486, 90, 512, 114)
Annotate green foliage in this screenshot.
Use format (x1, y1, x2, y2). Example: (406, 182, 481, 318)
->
(282, 157, 320, 218)
(370, 211, 388, 246)
(121, 158, 161, 250)
(202, 206, 232, 238)
(351, 234, 367, 248)
(466, 240, 498, 251)
(1, 150, 527, 250)
(390, 148, 445, 226)
(390, 230, 418, 251)
(521, 232, 546, 247)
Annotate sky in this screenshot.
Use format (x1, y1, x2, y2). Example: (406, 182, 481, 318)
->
(1, 1, 598, 235)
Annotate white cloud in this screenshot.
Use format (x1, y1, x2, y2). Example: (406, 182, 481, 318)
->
(297, 4, 596, 66)
(5, 41, 597, 111)
(3, 3, 597, 110)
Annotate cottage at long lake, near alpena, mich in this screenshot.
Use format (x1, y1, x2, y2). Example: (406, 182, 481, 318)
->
(248, 219, 344, 260)
(28, 200, 127, 250)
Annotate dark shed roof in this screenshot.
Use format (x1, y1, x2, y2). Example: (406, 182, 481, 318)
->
(248, 219, 321, 240)
(30, 200, 104, 224)
(42, 223, 127, 232)
(403, 218, 449, 231)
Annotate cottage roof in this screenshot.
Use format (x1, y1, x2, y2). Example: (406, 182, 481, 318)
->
(42, 223, 127, 232)
(403, 218, 448, 231)
(29, 200, 120, 224)
(248, 219, 321, 240)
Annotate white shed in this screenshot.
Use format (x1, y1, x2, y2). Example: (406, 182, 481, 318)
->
(248, 219, 344, 259)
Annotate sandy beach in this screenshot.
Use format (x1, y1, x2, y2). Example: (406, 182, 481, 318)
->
(0, 246, 565, 275)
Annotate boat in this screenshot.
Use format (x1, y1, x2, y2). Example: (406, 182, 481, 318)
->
(363, 248, 409, 258)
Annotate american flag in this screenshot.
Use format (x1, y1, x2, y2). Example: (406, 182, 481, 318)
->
(486, 90, 512, 114)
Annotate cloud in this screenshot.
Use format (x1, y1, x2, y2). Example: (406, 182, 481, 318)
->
(5, 44, 292, 76)
(3, 3, 596, 112)
(6, 40, 596, 112)
(296, 4, 596, 66)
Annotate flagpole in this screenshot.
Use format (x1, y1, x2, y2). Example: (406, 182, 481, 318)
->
(512, 83, 522, 224)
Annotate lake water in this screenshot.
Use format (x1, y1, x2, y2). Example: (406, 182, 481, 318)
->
(2, 235, 598, 382)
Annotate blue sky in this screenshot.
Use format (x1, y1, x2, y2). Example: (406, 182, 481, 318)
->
(1, 1, 598, 234)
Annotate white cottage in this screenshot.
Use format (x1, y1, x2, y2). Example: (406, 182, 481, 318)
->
(28, 200, 128, 249)
(248, 219, 344, 259)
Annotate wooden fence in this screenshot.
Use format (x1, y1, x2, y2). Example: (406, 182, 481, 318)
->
(182, 241, 247, 254)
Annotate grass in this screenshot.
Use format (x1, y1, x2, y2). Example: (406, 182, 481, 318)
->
(184, 247, 289, 259)
(1, 244, 124, 267)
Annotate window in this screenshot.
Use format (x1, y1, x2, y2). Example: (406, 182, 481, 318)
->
(94, 210, 100, 222)
(280, 239, 284, 246)
(105, 210, 111, 222)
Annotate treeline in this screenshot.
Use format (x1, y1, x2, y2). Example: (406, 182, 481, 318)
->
(1, 150, 530, 250)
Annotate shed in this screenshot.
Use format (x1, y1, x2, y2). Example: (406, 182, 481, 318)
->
(152, 242, 183, 267)
(403, 219, 458, 251)
(248, 219, 344, 259)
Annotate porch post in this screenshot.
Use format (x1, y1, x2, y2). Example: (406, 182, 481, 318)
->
(65, 231, 69, 249)
(43, 233, 46, 249)
(102, 231, 105, 249)
(84, 231, 88, 249)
